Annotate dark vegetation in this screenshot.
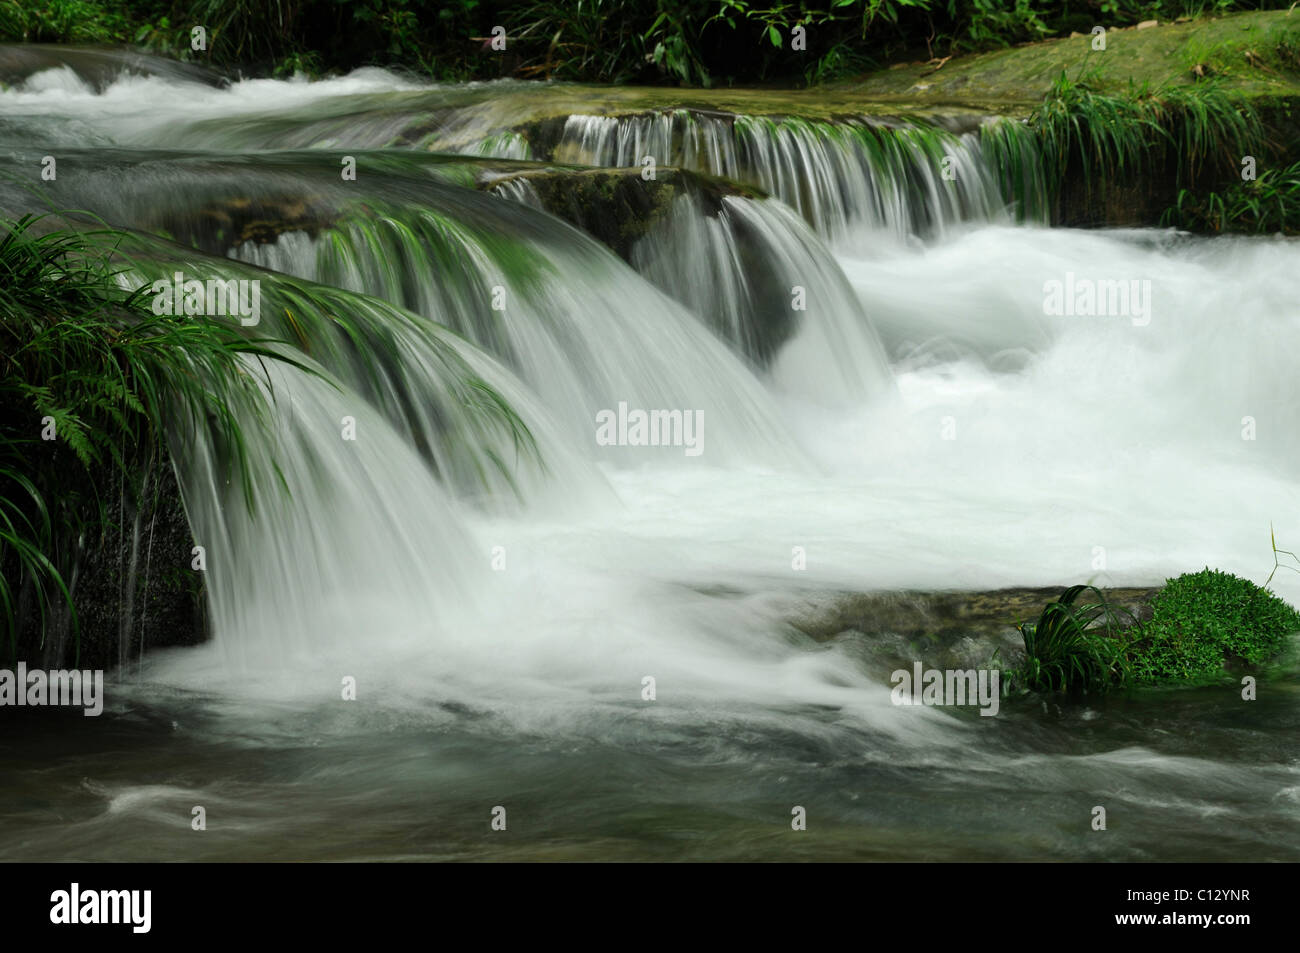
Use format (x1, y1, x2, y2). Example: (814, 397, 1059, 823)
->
(1016, 70, 1300, 232)
(1162, 156, 1300, 231)
(1, 0, 1295, 85)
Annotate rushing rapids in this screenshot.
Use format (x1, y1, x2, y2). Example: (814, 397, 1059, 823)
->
(1, 49, 1299, 862)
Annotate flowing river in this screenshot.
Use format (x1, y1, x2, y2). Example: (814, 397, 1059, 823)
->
(1, 52, 1298, 861)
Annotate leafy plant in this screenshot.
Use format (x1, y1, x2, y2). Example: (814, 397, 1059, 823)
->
(1007, 565, 1300, 695)
(1007, 584, 1134, 694)
(1031, 71, 1263, 198)
(1162, 157, 1300, 233)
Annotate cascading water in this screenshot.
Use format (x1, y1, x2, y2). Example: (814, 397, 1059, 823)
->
(0, 46, 1043, 246)
(629, 191, 893, 405)
(230, 192, 816, 466)
(488, 174, 545, 208)
(550, 110, 1047, 242)
(3, 51, 1299, 862)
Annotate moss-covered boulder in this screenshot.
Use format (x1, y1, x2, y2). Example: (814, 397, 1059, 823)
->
(1124, 569, 1300, 684)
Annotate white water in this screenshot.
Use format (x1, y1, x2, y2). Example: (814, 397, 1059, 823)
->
(233, 206, 816, 468)
(143, 221, 1300, 749)
(632, 193, 894, 406)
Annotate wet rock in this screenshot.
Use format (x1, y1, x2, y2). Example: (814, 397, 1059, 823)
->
(789, 585, 1159, 675)
(155, 194, 339, 255)
(481, 165, 753, 262)
(5, 452, 207, 673)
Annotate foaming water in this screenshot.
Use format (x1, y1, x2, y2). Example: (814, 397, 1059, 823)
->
(177, 358, 482, 671)
(0, 56, 1038, 242)
(0, 63, 427, 146)
(156, 224, 1300, 735)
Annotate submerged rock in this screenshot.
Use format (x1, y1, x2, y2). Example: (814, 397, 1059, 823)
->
(797, 573, 1300, 694)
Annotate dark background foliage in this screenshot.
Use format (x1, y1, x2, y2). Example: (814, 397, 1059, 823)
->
(1, 0, 1294, 85)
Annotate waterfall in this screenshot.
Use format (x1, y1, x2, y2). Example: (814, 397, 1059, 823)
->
(549, 110, 1048, 241)
(488, 175, 545, 209)
(228, 194, 821, 467)
(175, 356, 484, 669)
(7, 49, 1300, 865)
(630, 192, 893, 406)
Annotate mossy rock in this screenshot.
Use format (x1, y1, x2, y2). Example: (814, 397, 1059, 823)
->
(156, 194, 339, 256)
(1123, 569, 1300, 685)
(785, 585, 1157, 679)
(483, 166, 755, 262)
(1008, 570, 1300, 695)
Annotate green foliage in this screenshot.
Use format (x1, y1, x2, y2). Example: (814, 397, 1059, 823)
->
(948, 0, 1050, 53)
(0, 214, 290, 661)
(1008, 569, 1300, 695)
(2, 0, 1297, 85)
(1162, 157, 1300, 233)
(1007, 584, 1134, 694)
(0, 0, 141, 44)
(1126, 569, 1300, 684)
(980, 118, 1051, 222)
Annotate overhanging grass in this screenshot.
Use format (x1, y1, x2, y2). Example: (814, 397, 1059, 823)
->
(1029, 71, 1266, 199)
(0, 213, 293, 662)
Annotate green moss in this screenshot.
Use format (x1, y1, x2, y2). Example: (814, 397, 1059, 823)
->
(840, 11, 1300, 108)
(1125, 569, 1300, 685)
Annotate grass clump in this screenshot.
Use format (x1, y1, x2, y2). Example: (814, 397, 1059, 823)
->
(1006, 584, 1133, 694)
(1030, 70, 1265, 199)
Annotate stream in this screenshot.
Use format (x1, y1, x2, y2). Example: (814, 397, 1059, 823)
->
(1, 51, 1298, 862)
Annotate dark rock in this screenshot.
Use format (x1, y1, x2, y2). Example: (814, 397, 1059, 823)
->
(5, 451, 207, 673)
